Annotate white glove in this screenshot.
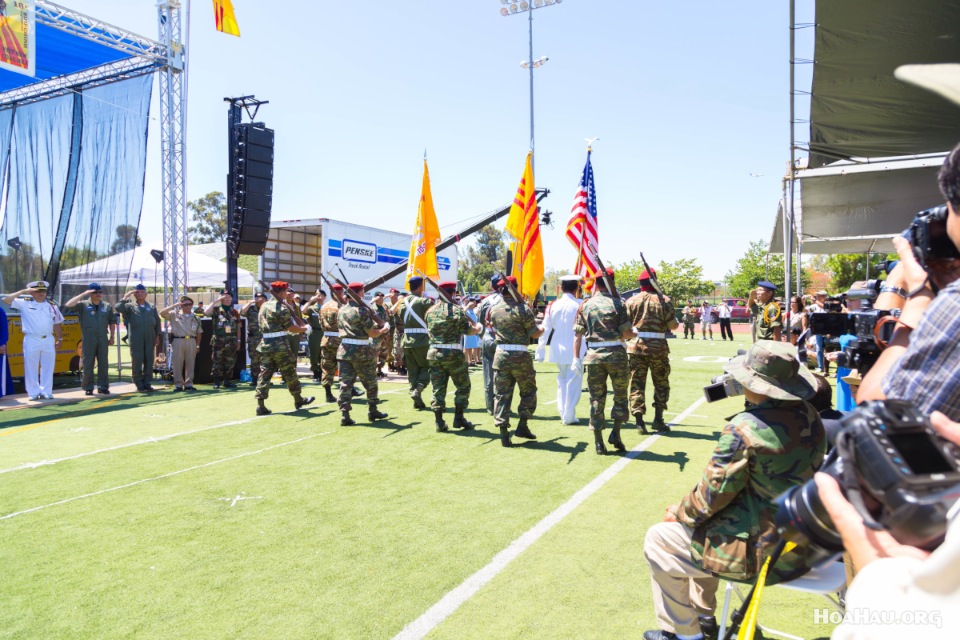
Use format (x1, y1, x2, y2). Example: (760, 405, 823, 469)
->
(572, 358, 584, 377)
(304, 325, 313, 336)
(535, 346, 546, 362)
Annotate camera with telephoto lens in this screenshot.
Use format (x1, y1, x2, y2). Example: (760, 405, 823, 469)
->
(702, 350, 746, 403)
(903, 205, 960, 269)
(775, 400, 960, 566)
(806, 280, 897, 373)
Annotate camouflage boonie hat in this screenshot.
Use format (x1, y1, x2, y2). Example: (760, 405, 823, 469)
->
(722, 340, 816, 401)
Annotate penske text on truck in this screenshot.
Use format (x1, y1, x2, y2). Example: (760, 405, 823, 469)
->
(260, 218, 458, 296)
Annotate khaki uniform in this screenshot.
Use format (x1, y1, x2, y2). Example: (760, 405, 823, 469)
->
(162, 309, 202, 388)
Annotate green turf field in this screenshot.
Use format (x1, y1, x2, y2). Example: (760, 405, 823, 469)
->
(0, 335, 835, 640)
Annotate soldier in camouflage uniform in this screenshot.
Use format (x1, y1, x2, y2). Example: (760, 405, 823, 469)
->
(748, 280, 783, 341)
(337, 282, 391, 425)
(426, 281, 482, 432)
(285, 287, 305, 363)
(204, 289, 240, 389)
(489, 276, 544, 447)
(681, 301, 696, 339)
(477, 275, 505, 414)
(642, 341, 825, 640)
(303, 289, 326, 382)
(626, 269, 680, 434)
(383, 288, 400, 370)
(320, 284, 346, 403)
(391, 291, 407, 373)
(401, 277, 436, 410)
(255, 282, 314, 416)
(372, 291, 391, 377)
(572, 268, 636, 454)
(241, 292, 267, 387)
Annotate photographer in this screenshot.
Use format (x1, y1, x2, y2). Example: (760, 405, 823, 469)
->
(643, 341, 826, 640)
(856, 143, 960, 421)
(815, 410, 960, 639)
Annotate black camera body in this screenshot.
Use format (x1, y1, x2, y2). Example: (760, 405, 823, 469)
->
(806, 280, 896, 373)
(776, 400, 960, 559)
(904, 205, 960, 268)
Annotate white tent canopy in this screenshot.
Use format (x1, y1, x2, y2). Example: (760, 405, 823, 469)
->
(59, 244, 255, 289)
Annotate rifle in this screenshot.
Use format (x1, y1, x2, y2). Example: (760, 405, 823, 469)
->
(638, 252, 667, 306)
(416, 269, 459, 307)
(588, 250, 620, 300)
(258, 279, 307, 328)
(325, 270, 388, 329)
(318, 271, 343, 303)
(499, 266, 529, 310)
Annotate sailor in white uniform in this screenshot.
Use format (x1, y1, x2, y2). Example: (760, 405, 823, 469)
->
(536, 275, 587, 424)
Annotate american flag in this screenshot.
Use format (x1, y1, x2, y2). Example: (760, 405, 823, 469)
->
(565, 150, 599, 282)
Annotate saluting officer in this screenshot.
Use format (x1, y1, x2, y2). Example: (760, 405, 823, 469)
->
(64, 283, 116, 395)
(116, 283, 162, 392)
(159, 296, 202, 391)
(337, 282, 391, 426)
(748, 280, 783, 341)
(3, 281, 64, 401)
(303, 289, 326, 382)
(204, 289, 240, 389)
(425, 280, 482, 432)
(241, 292, 267, 387)
(401, 276, 435, 410)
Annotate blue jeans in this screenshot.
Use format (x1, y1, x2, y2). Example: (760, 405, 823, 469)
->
(816, 335, 825, 370)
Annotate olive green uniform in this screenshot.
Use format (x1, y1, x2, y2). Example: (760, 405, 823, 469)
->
(750, 300, 782, 341)
(244, 305, 263, 382)
(69, 300, 116, 391)
(115, 299, 161, 390)
(401, 294, 435, 394)
(304, 303, 323, 379)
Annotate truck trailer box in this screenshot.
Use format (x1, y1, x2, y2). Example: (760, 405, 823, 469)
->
(260, 218, 457, 296)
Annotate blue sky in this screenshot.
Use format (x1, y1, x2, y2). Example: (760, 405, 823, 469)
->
(65, 0, 811, 279)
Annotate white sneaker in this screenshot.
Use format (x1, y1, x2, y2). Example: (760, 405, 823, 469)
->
(29, 395, 41, 401)
(42, 394, 54, 400)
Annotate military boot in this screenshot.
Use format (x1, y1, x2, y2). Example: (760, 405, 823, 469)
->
(635, 413, 649, 435)
(453, 408, 474, 430)
(213, 377, 221, 390)
(652, 408, 669, 432)
(224, 380, 236, 388)
(499, 425, 513, 448)
(323, 384, 336, 403)
(698, 616, 719, 640)
(340, 410, 356, 426)
(411, 384, 427, 410)
(593, 429, 608, 455)
(256, 398, 271, 416)
(434, 409, 449, 432)
(514, 417, 536, 440)
(295, 395, 315, 410)
(368, 405, 389, 421)
(607, 423, 626, 452)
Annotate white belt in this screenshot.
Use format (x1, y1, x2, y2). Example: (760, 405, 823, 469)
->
(342, 338, 372, 346)
(262, 331, 287, 339)
(496, 344, 528, 352)
(432, 343, 463, 350)
(635, 332, 666, 339)
(405, 328, 428, 334)
(323, 331, 340, 337)
(587, 341, 625, 348)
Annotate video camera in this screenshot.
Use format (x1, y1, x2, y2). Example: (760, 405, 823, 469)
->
(904, 205, 960, 269)
(702, 350, 747, 403)
(806, 280, 897, 373)
(775, 400, 960, 565)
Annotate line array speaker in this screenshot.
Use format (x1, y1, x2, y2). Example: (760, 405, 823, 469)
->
(228, 123, 274, 255)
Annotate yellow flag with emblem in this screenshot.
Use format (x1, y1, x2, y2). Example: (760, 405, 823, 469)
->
(504, 151, 544, 300)
(213, 0, 241, 37)
(405, 159, 442, 289)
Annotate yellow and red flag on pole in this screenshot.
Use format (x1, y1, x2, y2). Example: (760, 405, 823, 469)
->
(213, 0, 241, 37)
(405, 159, 442, 288)
(505, 151, 544, 300)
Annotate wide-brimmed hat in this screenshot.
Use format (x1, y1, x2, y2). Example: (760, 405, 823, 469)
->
(722, 340, 817, 401)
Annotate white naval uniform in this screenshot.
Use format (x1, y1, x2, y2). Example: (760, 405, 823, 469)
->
(535, 293, 587, 424)
(12, 297, 63, 398)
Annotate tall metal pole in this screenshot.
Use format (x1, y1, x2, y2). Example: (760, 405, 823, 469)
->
(786, 0, 797, 306)
(528, 4, 535, 176)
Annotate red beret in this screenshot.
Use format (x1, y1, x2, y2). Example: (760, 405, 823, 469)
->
(330, 283, 343, 291)
(389, 288, 399, 294)
(270, 281, 289, 290)
(637, 268, 656, 281)
(498, 275, 518, 286)
(438, 281, 457, 291)
(347, 282, 364, 292)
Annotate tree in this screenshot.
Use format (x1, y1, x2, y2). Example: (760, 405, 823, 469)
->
(824, 253, 896, 292)
(654, 258, 715, 302)
(110, 224, 142, 254)
(188, 191, 228, 243)
(459, 224, 507, 293)
(725, 239, 811, 298)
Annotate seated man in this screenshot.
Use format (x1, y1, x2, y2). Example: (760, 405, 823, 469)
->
(643, 341, 826, 640)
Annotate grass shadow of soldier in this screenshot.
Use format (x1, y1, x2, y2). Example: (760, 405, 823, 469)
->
(518, 436, 589, 463)
(660, 428, 723, 442)
(628, 449, 689, 472)
(362, 419, 415, 437)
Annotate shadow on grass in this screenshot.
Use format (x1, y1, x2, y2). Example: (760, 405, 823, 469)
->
(365, 419, 415, 437)
(622, 449, 689, 471)
(661, 429, 722, 442)
(518, 436, 589, 463)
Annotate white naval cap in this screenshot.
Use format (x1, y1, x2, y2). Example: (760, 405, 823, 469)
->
(558, 275, 582, 283)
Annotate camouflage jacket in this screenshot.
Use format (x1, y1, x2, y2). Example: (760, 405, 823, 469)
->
(489, 298, 537, 369)
(426, 302, 471, 361)
(750, 300, 783, 340)
(372, 303, 390, 345)
(625, 291, 676, 355)
(573, 293, 631, 364)
(681, 305, 697, 323)
(401, 294, 435, 349)
(244, 305, 263, 340)
(320, 299, 342, 345)
(304, 303, 323, 330)
(677, 399, 826, 583)
(337, 301, 376, 360)
(257, 301, 296, 355)
(211, 304, 240, 339)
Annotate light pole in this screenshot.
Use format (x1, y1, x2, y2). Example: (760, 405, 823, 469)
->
(499, 0, 562, 175)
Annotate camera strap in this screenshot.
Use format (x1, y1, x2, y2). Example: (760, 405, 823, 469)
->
(835, 431, 886, 532)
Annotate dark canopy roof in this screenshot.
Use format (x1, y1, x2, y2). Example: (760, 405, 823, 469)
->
(809, 0, 960, 168)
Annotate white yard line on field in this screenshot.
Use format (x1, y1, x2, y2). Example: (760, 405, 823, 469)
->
(0, 433, 330, 521)
(391, 397, 707, 640)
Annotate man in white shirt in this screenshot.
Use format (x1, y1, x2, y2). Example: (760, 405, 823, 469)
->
(2, 280, 64, 401)
(716, 300, 733, 341)
(536, 275, 587, 424)
(700, 301, 714, 340)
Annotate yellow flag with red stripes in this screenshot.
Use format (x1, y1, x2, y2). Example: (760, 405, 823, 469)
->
(213, 0, 241, 37)
(504, 151, 544, 300)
